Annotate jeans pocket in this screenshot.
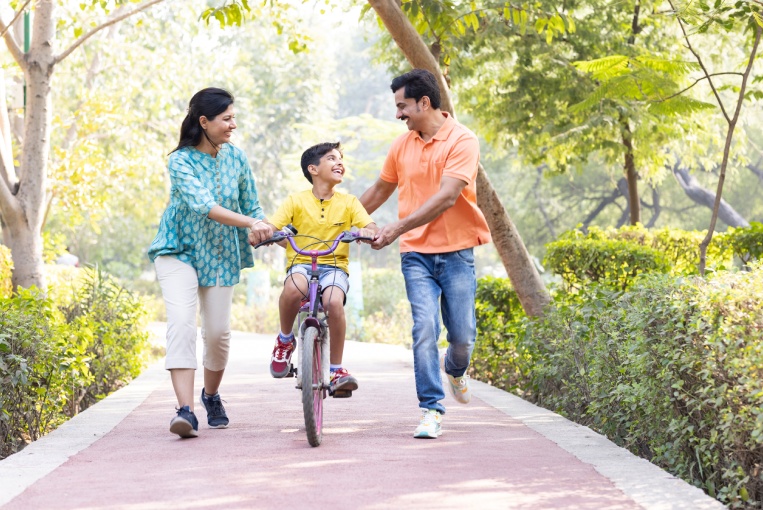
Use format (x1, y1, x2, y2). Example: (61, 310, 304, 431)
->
(453, 248, 475, 264)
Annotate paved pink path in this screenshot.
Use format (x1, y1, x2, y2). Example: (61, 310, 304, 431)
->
(0, 330, 721, 509)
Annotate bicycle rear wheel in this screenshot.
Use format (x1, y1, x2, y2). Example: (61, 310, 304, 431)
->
(301, 326, 323, 447)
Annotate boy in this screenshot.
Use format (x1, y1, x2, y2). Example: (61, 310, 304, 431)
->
(265, 142, 377, 394)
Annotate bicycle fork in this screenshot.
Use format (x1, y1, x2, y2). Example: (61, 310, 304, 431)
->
(295, 316, 330, 394)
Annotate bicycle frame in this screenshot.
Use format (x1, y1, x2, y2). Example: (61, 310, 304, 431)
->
(255, 227, 371, 446)
(291, 237, 334, 396)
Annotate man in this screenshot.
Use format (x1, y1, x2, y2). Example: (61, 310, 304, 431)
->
(359, 68, 491, 439)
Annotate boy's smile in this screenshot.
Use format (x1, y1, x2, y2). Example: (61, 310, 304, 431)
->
(311, 149, 345, 184)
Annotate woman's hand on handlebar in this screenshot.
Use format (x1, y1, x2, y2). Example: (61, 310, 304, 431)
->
(248, 220, 274, 245)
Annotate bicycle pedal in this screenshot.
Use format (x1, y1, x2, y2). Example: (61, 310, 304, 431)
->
(331, 389, 353, 398)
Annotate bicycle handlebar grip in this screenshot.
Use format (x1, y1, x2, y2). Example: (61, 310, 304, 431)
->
(254, 224, 298, 249)
(339, 231, 375, 243)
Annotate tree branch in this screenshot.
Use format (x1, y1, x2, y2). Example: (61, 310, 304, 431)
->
(672, 166, 749, 228)
(658, 72, 744, 103)
(0, 0, 32, 39)
(748, 162, 763, 183)
(54, 0, 165, 64)
(580, 178, 625, 230)
(644, 186, 660, 228)
(367, 0, 454, 113)
(668, 0, 730, 122)
(0, 2, 29, 68)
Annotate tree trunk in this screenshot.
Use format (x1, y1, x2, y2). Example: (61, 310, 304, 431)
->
(0, 1, 56, 290)
(368, 0, 550, 316)
(620, 115, 640, 225)
(477, 166, 549, 316)
(0, 0, 163, 290)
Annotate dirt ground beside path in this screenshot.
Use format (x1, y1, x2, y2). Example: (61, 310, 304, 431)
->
(0, 328, 722, 509)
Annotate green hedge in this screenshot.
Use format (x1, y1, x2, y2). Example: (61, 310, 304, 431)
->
(471, 266, 763, 508)
(544, 235, 671, 291)
(727, 222, 763, 268)
(543, 225, 746, 291)
(0, 268, 151, 459)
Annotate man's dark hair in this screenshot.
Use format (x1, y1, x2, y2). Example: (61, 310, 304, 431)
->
(300, 142, 343, 183)
(390, 69, 441, 110)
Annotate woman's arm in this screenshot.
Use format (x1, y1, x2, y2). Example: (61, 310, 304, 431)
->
(208, 206, 272, 243)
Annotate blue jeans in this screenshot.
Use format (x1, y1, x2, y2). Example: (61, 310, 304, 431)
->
(401, 249, 477, 414)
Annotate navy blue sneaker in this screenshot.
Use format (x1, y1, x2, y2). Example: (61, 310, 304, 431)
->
(200, 388, 229, 429)
(169, 406, 198, 438)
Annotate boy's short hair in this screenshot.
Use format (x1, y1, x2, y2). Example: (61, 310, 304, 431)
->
(300, 142, 343, 183)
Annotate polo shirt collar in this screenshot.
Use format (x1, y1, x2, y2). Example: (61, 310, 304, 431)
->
(416, 111, 455, 142)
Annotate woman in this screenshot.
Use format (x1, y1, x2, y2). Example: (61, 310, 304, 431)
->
(148, 87, 273, 438)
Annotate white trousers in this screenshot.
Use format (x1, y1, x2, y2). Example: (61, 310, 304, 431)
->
(155, 256, 234, 371)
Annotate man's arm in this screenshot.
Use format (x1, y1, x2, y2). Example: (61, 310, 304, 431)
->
(371, 176, 467, 250)
(359, 178, 397, 214)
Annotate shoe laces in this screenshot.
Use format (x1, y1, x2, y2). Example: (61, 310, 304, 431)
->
(419, 409, 440, 425)
(330, 368, 350, 382)
(273, 341, 294, 361)
(206, 394, 226, 417)
(452, 374, 469, 387)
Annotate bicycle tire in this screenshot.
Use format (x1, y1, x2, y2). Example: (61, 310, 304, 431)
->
(301, 325, 323, 447)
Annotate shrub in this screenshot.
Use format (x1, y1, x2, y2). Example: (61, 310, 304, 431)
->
(544, 234, 671, 291)
(472, 267, 763, 508)
(469, 277, 532, 392)
(0, 288, 91, 458)
(544, 226, 738, 291)
(726, 222, 763, 268)
(361, 268, 407, 318)
(58, 267, 151, 412)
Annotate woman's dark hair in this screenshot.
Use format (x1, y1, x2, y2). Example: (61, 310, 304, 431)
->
(171, 87, 234, 153)
(300, 142, 342, 183)
(390, 69, 441, 110)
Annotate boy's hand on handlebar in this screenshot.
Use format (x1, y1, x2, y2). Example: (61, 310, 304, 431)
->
(356, 226, 376, 244)
(248, 220, 274, 245)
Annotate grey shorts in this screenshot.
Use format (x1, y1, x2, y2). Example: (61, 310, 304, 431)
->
(285, 264, 350, 300)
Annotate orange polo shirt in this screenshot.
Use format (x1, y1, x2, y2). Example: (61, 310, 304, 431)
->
(380, 112, 491, 254)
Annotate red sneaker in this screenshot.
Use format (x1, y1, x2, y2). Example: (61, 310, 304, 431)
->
(330, 367, 358, 392)
(270, 337, 295, 378)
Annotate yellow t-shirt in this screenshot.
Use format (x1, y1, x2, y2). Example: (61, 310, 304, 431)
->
(269, 189, 374, 274)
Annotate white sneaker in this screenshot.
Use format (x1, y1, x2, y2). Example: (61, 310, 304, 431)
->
(441, 354, 471, 404)
(413, 409, 442, 438)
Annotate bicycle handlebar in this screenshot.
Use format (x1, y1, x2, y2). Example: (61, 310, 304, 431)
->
(253, 224, 374, 254)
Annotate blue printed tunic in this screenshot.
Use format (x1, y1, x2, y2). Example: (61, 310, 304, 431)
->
(148, 144, 264, 287)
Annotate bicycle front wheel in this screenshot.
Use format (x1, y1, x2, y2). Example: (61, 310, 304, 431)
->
(301, 326, 323, 447)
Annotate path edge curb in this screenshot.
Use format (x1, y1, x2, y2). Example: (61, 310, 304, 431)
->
(0, 360, 167, 507)
(470, 380, 726, 510)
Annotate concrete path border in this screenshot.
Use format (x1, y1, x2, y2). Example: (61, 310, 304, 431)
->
(0, 360, 168, 506)
(471, 381, 724, 510)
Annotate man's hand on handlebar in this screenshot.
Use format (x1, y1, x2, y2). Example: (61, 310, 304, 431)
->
(248, 220, 274, 246)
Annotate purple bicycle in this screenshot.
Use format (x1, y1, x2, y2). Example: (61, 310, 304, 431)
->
(254, 225, 372, 447)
